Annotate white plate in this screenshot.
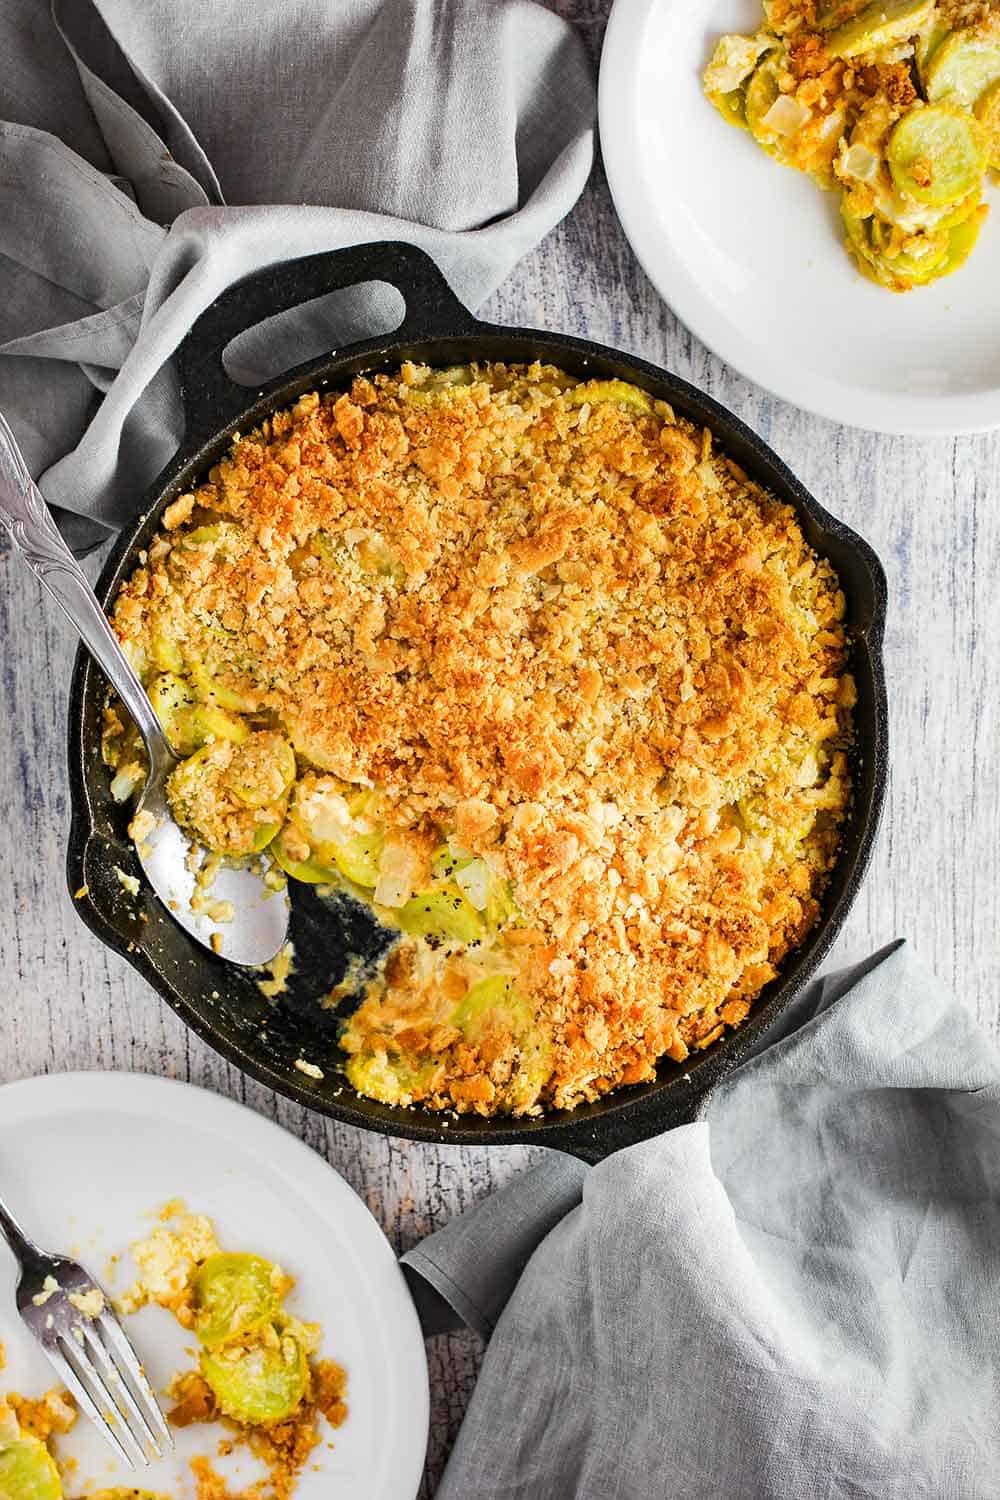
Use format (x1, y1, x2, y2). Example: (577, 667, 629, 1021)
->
(0, 1072, 428, 1498)
(600, 0, 1000, 434)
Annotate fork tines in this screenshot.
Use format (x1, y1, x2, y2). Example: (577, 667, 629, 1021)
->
(31, 1293, 172, 1468)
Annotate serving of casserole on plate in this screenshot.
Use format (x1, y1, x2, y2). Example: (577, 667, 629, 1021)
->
(0, 1072, 428, 1498)
(104, 362, 854, 1118)
(600, 0, 1000, 433)
(704, 0, 1000, 293)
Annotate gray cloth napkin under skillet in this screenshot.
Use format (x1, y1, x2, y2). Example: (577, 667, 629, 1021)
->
(0, 0, 595, 551)
(403, 941, 1000, 1499)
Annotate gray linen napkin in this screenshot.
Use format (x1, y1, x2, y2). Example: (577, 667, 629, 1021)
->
(0, 0, 594, 550)
(403, 941, 1000, 1498)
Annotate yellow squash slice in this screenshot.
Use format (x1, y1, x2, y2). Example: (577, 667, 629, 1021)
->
(0, 1438, 62, 1500)
(193, 1252, 282, 1350)
(975, 76, 1000, 167)
(200, 1335, 309, 1426)
(825, 0, 933, 59)
(925, 28, 1000, 109)
(887, 104, 985, 206)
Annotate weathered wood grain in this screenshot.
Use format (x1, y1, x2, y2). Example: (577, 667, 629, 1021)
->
(1, 2, 999, 1492)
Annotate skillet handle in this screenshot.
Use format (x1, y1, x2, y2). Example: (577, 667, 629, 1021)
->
(554, 1082, 713, 1166)
(175, 240, 478, 445)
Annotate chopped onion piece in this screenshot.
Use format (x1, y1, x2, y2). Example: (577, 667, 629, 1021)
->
(455, 859, 490, 912)
(818, 106, 847, 141)
(297, 783, 352, 844)
(762, 94, 812, 135)
(840, 142, 880, 182)
(374, 872, 411, 909)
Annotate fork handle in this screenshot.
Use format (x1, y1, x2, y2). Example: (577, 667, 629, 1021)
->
(0, 410, 170, 763)
(0, 1193, 41, 1269)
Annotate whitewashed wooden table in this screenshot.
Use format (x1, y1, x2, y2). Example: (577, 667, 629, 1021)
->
(2, 2, 998, 1493)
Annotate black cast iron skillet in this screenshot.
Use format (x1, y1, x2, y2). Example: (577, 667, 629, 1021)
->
(66, 242, 888, 1163)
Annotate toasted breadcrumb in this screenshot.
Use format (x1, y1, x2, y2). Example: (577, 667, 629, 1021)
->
(176, 1360, 347, 1500)
(152, 1209, 348, 1500)
(7, 1387, 77, 1441)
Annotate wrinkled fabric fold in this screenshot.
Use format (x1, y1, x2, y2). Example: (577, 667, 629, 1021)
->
(404, 943, 1000, 1499)
(0, 0, 595, 548)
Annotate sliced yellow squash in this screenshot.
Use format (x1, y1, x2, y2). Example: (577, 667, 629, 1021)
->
(916, 17, 952, 87)
(975, 76, 1000, 167)
(346, 1050, 436, 1104)
(226, 735, 295, 808)
(271, 833, 339, 885)
(177, 522, 246, 557)
(191, 701, 250, 746)
(704, 32, 774, 95)
(150, 673, 248, 756)
(887, 104, 985, 206)
(193, 1252, 281, 1350)
(450, 976, 550, 1110)
(825, 0, 933, 59)
(151, 622, 185, 674)
(330, 831, 383, 887)
(565, 379, 653, 412)
(149, 672, 200, 756)
(936, 188, 984, 229)
(451, 975, 530, 1037)
(391, 885, 483, 945)
(200, 1335, 309, 1426)
(938, 202, 989, 274)
(712, 86, 749, 129)
(925, 28, 1000, 108)
(400, 366, 476, 404)
(869, 219, 950, 279)
(0, 1438, 62, 1500)
(189, 658, 260, 714)
(745, 62, 782, 150)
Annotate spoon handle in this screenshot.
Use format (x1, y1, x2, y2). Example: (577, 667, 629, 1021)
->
(0, 411, 169, 763)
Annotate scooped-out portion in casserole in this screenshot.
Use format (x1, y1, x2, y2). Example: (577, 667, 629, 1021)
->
(105, 362, 854, 1116)
(704, 0, 1000, 291)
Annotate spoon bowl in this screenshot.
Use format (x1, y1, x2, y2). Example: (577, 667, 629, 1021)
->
(133, 773, 290, 965)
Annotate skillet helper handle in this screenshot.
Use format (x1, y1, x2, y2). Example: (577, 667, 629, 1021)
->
(558, 1079, 715, 1166)
(176, 240, 478, 444)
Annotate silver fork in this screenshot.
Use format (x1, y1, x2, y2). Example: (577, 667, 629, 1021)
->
(0, 1192, 172, 1468)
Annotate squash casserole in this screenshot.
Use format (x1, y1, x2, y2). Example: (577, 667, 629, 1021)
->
(105, 363, 854, 1116)
(705, 0, 1000, 291)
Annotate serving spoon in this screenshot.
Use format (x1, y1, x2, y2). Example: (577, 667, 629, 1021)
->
(0, 411, 290, 966)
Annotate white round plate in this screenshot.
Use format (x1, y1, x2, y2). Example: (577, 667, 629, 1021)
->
(0, 1072, 428, 1498)
(600, 0, 1000, 434)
